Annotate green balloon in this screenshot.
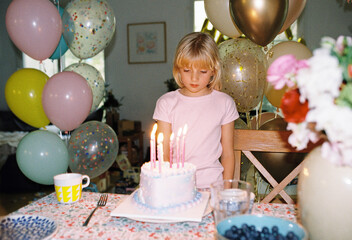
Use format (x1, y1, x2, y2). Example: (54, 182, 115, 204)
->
(16, 130, 69, 185)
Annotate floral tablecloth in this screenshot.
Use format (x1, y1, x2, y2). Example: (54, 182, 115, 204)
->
(11, 192, 298, 240)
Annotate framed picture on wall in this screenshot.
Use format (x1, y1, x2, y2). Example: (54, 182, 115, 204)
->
(127, 22, 167, 64)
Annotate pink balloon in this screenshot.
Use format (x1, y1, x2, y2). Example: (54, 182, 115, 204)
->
(279, 0, 307, 34)
(5, 0, 62, 61)
(42, 72, 93, 131)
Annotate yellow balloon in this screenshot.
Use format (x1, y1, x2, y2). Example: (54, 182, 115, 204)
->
(265, 84, 288, 108)
(5, 68, 50, 128)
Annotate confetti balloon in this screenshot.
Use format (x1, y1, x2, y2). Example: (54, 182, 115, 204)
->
(219, 38, 267, 113)
(68, 121, 119, 179)
(62, 0, 116, 59)
(16, 130, 69, 185)
(64, 63, 105, 112)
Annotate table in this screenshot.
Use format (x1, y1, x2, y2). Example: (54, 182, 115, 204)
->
(11, 192, 298, 239)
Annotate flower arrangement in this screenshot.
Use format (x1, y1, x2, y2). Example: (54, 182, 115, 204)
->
(267, 36, 352, 167)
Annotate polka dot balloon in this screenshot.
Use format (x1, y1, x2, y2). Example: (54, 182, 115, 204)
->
(68, 121, 119, 179)
(64, 63, 105, 113)
(62, 0, 116, 59)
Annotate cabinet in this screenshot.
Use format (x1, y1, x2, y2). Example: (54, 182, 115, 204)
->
(118, 132, 144, 166)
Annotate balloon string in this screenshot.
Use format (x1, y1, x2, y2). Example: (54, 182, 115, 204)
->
(246, 112, 251, 129)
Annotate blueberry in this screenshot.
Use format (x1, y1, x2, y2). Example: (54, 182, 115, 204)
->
(231, 225, 238, 233)
(262, 226, 270, 234)
(272, 226, 279, 233)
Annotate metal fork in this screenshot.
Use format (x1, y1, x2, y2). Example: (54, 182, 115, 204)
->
(83, 194, 108, 226)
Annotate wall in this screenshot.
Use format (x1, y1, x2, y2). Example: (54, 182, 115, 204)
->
(0, 0, 351, 157)
(105, 0, 194, 156)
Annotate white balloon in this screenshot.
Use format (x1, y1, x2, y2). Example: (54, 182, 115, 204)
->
(64, 63, 105, 112)
(204, 0, 242, 38)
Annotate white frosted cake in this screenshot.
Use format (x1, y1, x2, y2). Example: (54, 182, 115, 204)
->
(133, 161, 201, 212)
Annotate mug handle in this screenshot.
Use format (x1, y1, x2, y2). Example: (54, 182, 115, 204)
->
(82, 175, 90, 188)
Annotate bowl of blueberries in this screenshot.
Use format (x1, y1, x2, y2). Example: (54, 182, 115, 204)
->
(216, 214, 308, 240)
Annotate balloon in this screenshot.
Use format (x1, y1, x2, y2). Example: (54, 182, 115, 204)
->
(250, 112, 282, 130)
(42, 71, 93, 131)
(50, 6, 69, 60)
(64, 63, 105, 112)
(279, 0, 307, 34)
(235, 118, 248, 130)
(68, 121, 119, 179)
(62, 0, 116, 59)
(265, 85, 288, 108)
(219, 38, 267, 113)
(252, 118, 306, 183)
(5, 0, 62, 61)
(266, 41, 312, 67)
(265, 41, 312, 108)
(5, 68, 50, 128)
(204, 0, 242, 38)
(16, 130, 69, 185)
(229, 0, 288, 46)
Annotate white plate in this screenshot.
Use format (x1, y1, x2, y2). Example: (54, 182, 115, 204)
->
(111, 190, 210, 223)
(0, 215, 57, 240)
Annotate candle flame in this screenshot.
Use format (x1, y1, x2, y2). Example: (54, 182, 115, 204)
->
(157, 133, 164, 143)
(151, 123, 158, 138)
(183, 124, 188, 135)
(170, 132, 174, 141)
(177, 128, 182, 137)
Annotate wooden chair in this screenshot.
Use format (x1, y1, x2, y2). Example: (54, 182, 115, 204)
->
(233, 129, 321, 204)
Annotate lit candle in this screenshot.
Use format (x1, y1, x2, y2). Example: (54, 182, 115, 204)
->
(182, 124, 188, 167)
(150, 123, 157, 169)
(176, 128, 182, 168)
(157, 133, 164, 173)
(170, 132, 174, 168)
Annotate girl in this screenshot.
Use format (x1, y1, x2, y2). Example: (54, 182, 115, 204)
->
(153, 32, 239, 189)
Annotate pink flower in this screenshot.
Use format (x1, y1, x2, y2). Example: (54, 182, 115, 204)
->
(267, 54, 308, 90)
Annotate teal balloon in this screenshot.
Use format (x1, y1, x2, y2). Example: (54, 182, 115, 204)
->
(49, 6, 68, 60)
(68, 121, 119, 179)
(16, 130, 69, 185)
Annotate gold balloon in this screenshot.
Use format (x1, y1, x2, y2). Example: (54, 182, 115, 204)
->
(204, 0, 242, 38)
(266, 41, 312, 66)
(252, 118, 306, 183)
(265, 84, 288, 108)
(265, 41, 312, 108)
(250, 112, 282, 130)
(229, 0, 288, 46)
(235, 118, 248, 129)
(219, 38, 267, 113)
(279, 0, 307, 34)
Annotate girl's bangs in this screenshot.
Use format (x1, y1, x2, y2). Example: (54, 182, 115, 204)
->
(178, 54, 214, 70)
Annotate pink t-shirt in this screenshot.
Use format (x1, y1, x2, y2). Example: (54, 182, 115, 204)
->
(153, 90, 239, 188)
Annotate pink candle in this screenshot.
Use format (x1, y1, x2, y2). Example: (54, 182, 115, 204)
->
(182, 124, 188, 168)
(169, 133, 174, 168)
(157, 133, 164, 173)
(150, 123, 157, 169)
(176, 128, 182, 168)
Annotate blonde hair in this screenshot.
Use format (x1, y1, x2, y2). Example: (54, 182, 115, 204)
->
(172, 32, 222, 90)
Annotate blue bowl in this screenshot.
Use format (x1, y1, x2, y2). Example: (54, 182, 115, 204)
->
(216, 214, 308, 240)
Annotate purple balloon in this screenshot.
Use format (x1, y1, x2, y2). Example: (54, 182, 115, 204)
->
(5, 0, 62, 61)
(42, 71, 93, 131)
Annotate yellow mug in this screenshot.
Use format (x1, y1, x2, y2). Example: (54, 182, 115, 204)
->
(54, 173, 90, 204)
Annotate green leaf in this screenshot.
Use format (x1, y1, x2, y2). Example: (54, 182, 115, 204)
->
(336, 83, 352, 108)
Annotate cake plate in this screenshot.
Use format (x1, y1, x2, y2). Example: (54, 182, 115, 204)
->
(111, 190, 210, 223)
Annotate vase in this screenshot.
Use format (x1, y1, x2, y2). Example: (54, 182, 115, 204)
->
(298, 146, 352, 240)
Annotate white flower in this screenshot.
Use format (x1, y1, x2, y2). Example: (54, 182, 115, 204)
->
(287, 122, 319, 151)
(296, 49, 342, 108)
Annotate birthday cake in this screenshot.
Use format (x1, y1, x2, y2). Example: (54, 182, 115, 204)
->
(133, 161, 202, 212)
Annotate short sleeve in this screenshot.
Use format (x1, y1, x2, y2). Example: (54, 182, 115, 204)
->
(153, 93, 173, 123)
(221, 94, 239, 125)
